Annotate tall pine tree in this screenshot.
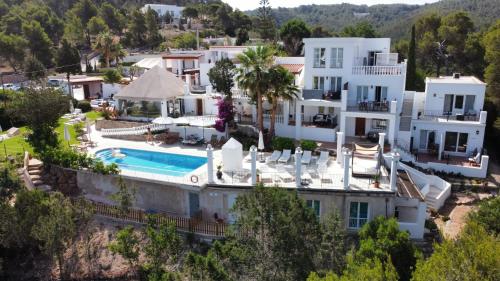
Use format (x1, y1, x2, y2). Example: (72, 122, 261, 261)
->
(406, 25, 417, 90)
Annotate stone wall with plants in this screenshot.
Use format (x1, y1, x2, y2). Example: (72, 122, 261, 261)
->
(95, 119, 144, 130)
(42, 165, 79, 196)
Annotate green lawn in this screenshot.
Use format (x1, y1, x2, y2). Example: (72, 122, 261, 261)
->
(0, 111, 102, 158)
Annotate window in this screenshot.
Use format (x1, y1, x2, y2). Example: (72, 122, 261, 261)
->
(307, 200, 321, 217)
(349, 202, 368, 228)
(313, 76, 325, 90)
(356, 86, 369, 102)
(444, 132, 469, 152)
(464, 95, 475, 113)
(328, 107, 335, 114)
(330, 77, 342, 92)
(314, 48, 326, 68)
(330, 48, 343, 68)
(318, 106, 325, 114)
(455, 95, 464, 109)
(372, 119, 387, 130)
(375, 86, 388, 102)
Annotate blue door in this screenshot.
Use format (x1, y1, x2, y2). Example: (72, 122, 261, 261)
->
(189, 192, 200, 217)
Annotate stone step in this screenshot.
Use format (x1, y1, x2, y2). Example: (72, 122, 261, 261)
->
(32, 179, 44, 186)
(30, 174, 41, 181)
(36, 184, 52, 192)
(29, 169, 42, 175)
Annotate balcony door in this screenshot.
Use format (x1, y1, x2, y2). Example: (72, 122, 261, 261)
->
(355, 118, 366, 136)
(443, 94, 454, 113)
(368, 51, 382, 66)
(375, 86, 388, 102)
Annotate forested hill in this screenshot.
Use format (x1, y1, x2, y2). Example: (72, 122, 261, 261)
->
(258, 0, 500, 40)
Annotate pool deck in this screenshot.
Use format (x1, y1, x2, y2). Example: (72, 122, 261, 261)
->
(87, 126, 392, 192)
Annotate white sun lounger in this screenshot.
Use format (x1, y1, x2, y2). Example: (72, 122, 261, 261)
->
(267, 150, 281, 163)
(278, 149, 291, 163)
(301, 150, 312, 165)
(317, 151, 330, 167)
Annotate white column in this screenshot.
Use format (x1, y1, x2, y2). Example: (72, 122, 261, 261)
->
(161, 100, 168, 118)
(194, 59, 199, 69)
(341, 90, 347, 111)
(343, 149, 352, 190)
(390, 152, 400, 192)
(206, 145, 214, 184)
(295, 147, 302, 188)
(176, 59, 182, 75)
(388, 117, 395, 148)
(479, 111, 487, 124)
(390, 100, 398, 114)
(250, 145, 257, 185)
(206, 85, 213, 94)
(378, 132, 386, 154)
(295, 102, 302, 140)
(438, 132, 444, 160)
(340, 115, 346, 135)
(184, 84, 190, 96)
(251, 105, 257, 123)
(186, 74, 192, 87)
(283, 100, 290, 125)
(336, 131, 344, 164)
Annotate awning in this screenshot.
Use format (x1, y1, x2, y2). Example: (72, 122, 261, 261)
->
(114, 65, 185, 101)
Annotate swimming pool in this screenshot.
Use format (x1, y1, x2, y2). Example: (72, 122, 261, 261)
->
(95, 148, 207, 177)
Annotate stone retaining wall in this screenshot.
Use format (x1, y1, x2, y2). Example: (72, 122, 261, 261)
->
(95, 119, 145, 131)
(42, 165, 79, 196)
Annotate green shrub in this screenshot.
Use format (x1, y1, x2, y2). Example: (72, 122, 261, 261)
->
(272, 137, 295, 152)
(40, 148, 119, 175)
(76, 100, 92, 112)
(300, 140, 317, 151)
(230, 131, 257, 151)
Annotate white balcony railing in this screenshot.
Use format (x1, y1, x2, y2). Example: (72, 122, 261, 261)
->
(352, 65, 403, 76)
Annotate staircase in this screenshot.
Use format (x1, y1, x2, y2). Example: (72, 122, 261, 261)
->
(424, 185, 442, 210)
(399, 92, 414, 131)
(27, 159, 52, 192)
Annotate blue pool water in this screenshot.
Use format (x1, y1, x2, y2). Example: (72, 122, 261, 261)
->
(96, 148, 207, 177)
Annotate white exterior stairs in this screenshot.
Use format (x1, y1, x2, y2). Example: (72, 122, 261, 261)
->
(399, 92, 414, 132)
(424, 185, 442, 210)
(27, 159, 52, 191)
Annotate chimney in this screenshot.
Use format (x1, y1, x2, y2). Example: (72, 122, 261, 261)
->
(453, 73, 461, 79)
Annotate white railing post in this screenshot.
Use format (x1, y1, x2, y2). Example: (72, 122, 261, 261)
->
(390, 152, 400, 192)
(295, 147, 302, 188)
(206, 144, 214, 184)
(250, 146, 257, 185)
(337, 131, 344, 164)
(343, 149, 351, 190)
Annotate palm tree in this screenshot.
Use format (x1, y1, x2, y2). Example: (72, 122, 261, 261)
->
(236, 46, 275, 132)
(267, 66, 299, 137)
(94, 31, 115, 68)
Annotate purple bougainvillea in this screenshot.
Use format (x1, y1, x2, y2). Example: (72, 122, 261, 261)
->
(215, 98, 234, 132)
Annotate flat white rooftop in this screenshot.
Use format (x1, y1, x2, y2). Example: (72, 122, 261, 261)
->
(426, 76, 485, 85)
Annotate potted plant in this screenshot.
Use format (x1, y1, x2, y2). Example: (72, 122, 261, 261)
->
(216, 164, 223, 180)
(372, 174, 380, 188)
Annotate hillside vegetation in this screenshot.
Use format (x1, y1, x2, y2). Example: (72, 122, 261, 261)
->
(259, 0, 500, 39)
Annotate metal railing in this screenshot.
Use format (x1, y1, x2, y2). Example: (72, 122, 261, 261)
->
(347, 101, 390, 112)
(418, 110, 480, 122)
(352, 65, 403, 76)
(101, 123, 169, 136)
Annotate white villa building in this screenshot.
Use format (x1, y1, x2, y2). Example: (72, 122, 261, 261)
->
(91, 37, 491, 240)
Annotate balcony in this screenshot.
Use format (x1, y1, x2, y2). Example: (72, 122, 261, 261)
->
(418, 111, 480, 122)
(302, 89, 342, 101)
(352, 65, 403, 76)
(347, 100, 390, 112)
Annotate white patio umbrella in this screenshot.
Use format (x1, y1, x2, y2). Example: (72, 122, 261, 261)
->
(63, 124, 71, 145)
(258, 131, 265, 161)
(174, 117, 190, 138)
(190, 118, 216, 139)
(86, 121, 92, 143)
(69, 99, 75, 113)
(152, 116, 174, 125)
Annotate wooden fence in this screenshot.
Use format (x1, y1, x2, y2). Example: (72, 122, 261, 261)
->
(72, 198, 227, 237)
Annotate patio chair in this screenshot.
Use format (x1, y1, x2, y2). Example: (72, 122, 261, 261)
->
(468, 152, 481, 166)
(208, 134, 218, 147)
(216, 136, 226, 148)
(317, 151, 330, 167)
(301, 150, 312, 165)
(266, 150, 281, 163)
(278, 149, 291, 163)
(277, 164, 294, 183)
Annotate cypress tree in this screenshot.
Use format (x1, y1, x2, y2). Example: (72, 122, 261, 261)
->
(406, 25, 417, 90)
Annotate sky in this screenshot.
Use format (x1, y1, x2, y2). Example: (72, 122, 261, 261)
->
(222, 0, 441, 11)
